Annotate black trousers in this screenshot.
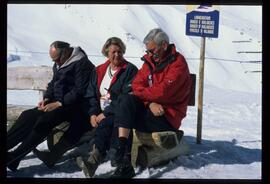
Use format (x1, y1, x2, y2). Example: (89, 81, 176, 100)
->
(94, 115, 132, 155)
(7, 106, 91, 151)
(114, 94, 176, 133)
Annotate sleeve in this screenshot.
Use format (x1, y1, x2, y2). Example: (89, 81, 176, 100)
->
(83, 68, 102, 117)
(132, 63, 149, 89)
(133, 60, 189, 105)
(103, 65, 138, 117)
(62, 59, 93, 105)
(43, 64, 56, 100)
(131, 63, 151, 106)
(120, 65, 138, 94)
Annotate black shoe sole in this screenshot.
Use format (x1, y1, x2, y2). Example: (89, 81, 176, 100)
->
(110, 167, 135, 178)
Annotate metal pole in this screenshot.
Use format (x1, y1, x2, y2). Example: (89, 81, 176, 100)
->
(197, 36, 206, 144)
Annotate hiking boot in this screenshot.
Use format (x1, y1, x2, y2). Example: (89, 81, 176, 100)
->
(110, 147, 120, 167)
(76, 156, 85, 169)
(77, 145, 105, 178)
(111, 150, 131, 167)
(111, 135, 132, 167)
(110, 143, 126, 167)
(33, 138, 73, 168)
(110, 158, 135, 178)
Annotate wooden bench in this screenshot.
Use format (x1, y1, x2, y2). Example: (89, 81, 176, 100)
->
(7, 66, 196, 168)
(7, 66, 53, 131)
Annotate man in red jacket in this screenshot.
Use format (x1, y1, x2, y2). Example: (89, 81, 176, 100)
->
(111, 28, 192, 178)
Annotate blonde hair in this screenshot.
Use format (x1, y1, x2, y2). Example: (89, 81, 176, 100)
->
(101, 37, 126, 57)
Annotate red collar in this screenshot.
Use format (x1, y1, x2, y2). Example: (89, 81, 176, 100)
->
(96, 59, 128, 91)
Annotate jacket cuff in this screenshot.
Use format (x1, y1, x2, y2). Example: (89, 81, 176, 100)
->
(144, 101, 150, 107)
(56, 101, 62, 107)
(103, 109, 112, 117)
(89, 110, 101, 117)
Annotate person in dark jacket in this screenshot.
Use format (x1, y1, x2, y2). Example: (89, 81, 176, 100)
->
(109, 28, 192, 178)
(7, 41, 95, 171)
(75, 37, 138, 178)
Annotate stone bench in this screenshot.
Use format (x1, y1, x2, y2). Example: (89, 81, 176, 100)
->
(131, 130, 189, 168)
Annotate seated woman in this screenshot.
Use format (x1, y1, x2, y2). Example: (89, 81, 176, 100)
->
(76, 37, 138, 178)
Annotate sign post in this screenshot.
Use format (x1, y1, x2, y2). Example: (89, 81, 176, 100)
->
(197, 37, 205, 144)
(186, 5, 219, 144)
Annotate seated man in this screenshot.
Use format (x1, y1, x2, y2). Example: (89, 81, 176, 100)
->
(110, 28, 192, 178)
(7, 41, 95, 171)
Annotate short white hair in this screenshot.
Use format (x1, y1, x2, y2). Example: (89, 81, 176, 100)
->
(143, 28, 169, 46)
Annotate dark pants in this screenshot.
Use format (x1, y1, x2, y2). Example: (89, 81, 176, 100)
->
(7, 106, 91, 151)
(114, 94, 176, 133)
(94, 116, 132, 156)
(63, 108, 92, 145)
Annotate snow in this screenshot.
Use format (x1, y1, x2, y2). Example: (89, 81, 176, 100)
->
(7, 4, 261, 179)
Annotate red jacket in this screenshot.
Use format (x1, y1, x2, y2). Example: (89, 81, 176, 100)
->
(132, 44, 191, 129)
(96, 59, 127, 91)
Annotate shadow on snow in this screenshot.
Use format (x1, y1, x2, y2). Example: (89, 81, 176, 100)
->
(7, 135, 261, 178)
(146, 136, 261, 178)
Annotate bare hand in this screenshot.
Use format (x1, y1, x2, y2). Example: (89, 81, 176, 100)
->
(37, 100, 46, 111)
(149, 102, 165, 116)
(96, 113, 106, 123)
(90, 115, 98, 128)
(43, 102, 61, 112)
(38, 99, 50, 111)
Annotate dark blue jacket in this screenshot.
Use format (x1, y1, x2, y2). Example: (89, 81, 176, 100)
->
(43, 47, 95, 107)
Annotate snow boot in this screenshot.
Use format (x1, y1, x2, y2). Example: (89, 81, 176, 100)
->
(110, 134, 132, 167)
(33, 137, 73, 168)
(76, 144, 105, 178)
(110, 137, 135, 178)
(110, 157, 135, 178)
(110, 148, 131, 167)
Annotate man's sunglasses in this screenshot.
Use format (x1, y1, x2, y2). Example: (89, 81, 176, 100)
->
(145, 48, 155, 55)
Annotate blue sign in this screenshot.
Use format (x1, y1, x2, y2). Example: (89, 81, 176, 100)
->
(186, 5, 219, 38)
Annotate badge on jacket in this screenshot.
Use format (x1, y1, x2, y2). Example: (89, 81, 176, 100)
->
(148, 74, 153, 87)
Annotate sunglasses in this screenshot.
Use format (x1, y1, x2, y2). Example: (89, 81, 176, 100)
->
(146, 45, 162, 54)
(145, 48, 155, 55)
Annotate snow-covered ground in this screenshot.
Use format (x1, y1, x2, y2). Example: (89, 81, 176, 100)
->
(7, 4, 261, 179)
(7, 84, 261, 179)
